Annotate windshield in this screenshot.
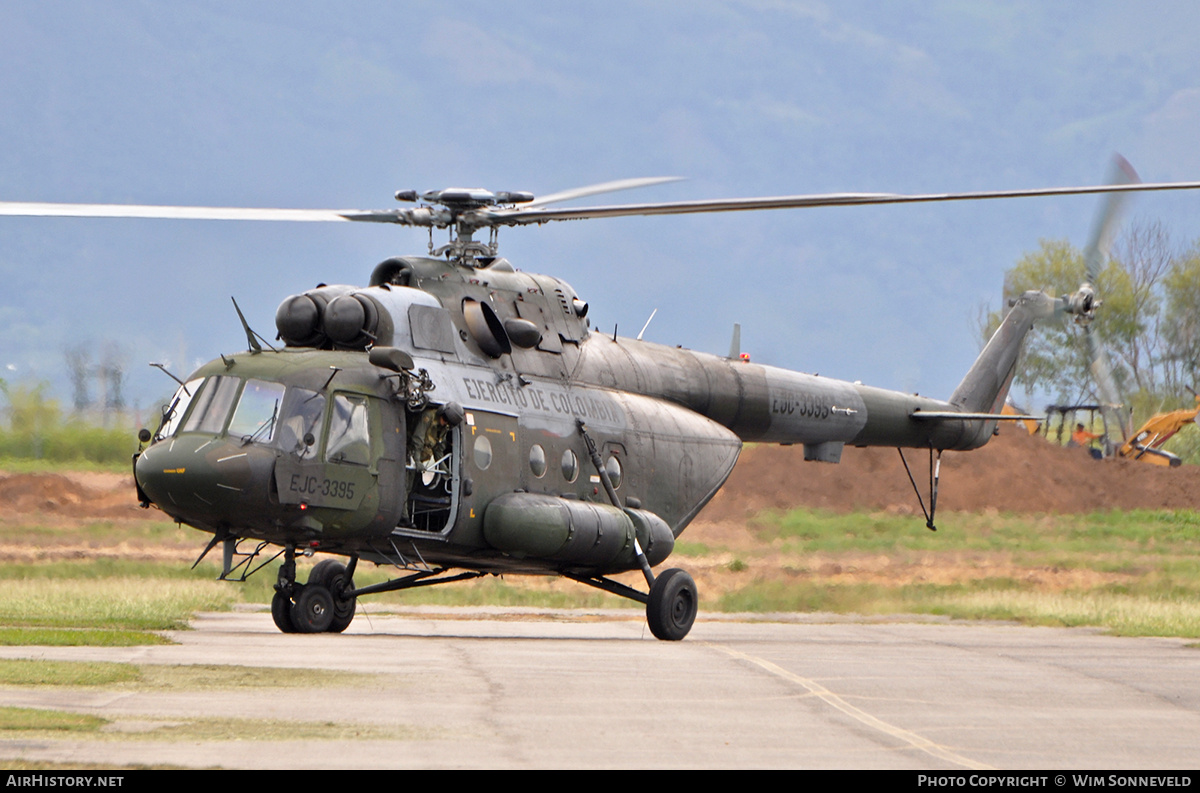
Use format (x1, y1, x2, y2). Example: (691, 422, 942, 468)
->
(181, 376, 241, 435)
(157, 378, 203, 439)
(274, 388, 325, 459)
(168, 376, 328, 452)
(228, 380, 287, 442)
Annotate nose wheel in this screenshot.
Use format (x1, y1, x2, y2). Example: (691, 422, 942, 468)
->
(271, 555, 358, 634)
(292, 585, 335, 632)
(271, 590, 299, 633)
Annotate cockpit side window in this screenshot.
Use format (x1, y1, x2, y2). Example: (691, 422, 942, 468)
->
(275, 388, 325, 459)
(181, 376, 241, 435)
(228, 380, 287, 442)
(326, 394, 370, 466)
(157, 378, 204, 439)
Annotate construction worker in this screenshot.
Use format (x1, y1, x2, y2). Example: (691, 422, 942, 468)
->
(1071, 422, 1103, 459)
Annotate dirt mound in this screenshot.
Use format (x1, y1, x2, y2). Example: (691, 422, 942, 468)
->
(0, 471, 149, 519)
(700, 427, 1200, 521)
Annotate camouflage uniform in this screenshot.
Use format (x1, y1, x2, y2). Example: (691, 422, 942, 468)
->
(403, 407, 449, 520)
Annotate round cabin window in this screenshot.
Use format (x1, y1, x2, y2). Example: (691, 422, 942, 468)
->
(529, 444, 547, 478)
(474, 435, 493, 470)
(561, 449, 579, 483)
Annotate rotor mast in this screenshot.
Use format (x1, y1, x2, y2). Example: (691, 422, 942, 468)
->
(392, 188, 533, 266)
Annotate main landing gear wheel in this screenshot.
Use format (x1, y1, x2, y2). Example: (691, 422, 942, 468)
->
(271, 590, 298, 633)
(646, 568, 698, 641)
(291, 584, 334, 633)
(308, 559, 356, 633)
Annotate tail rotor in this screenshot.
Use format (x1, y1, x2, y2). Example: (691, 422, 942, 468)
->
(1065, 154, 1139, 443)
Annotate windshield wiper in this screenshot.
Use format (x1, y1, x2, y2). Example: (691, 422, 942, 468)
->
(242, 400, 279, 446)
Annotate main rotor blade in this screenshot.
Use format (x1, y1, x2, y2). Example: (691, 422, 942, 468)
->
(4, 175, 1200, 227)
(1082, 154, 1140, 285)
(489, 180, 1200, 225)
(524, 177, 684, 208)
(0, 202, 365, 222)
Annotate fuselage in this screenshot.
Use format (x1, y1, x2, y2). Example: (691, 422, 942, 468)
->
(135, 254, 1017, 576)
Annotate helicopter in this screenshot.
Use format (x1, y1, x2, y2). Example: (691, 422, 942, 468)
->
(4, 169, 1200, 640)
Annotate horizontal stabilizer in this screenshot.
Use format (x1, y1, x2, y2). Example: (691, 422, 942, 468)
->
(910, 411, 1043, 422)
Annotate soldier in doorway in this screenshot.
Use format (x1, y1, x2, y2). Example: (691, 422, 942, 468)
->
(403, 402, 463, 523)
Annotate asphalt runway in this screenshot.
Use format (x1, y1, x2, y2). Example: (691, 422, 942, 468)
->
(1, 609, 1198, 769)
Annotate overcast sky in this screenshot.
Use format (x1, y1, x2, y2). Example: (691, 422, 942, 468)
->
(2, 1, 1198, 415)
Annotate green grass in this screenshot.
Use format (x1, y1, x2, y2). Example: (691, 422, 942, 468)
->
(0, 627, 172, 646)
(0, 519, 191, 547)
(0, 456, 131, 474)
(0, 659, 141, 686)
(926, 589, 1200, 637)
(0, 659, 391, 690)
(752, 508, 1200, 558)
(720, 507, 1200, 637)
(719, 581, 1200, 637)
(0, 707, 107, 733)
(0, 577, 238, 630)
(673, 540, 711, 556)
(0, 557, 217, 582)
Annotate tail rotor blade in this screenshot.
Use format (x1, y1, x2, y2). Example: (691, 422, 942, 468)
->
(1082, 154, 1140, 285)
(1086, 324, 1129, 441)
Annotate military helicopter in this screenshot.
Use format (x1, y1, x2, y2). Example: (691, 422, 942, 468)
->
(4, 169, 1199, 640)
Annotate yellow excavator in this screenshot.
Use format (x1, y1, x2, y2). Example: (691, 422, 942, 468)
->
(1116, 393, 1200, 468)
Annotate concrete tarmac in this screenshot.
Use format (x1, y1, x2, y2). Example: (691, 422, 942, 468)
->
(1, 609, 1198, 769)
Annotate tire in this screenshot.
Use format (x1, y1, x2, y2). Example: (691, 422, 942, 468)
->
(326, 571, 357, 634)
(291, 584, 334, 633)
(646, 568, 698, 641)
(309, 559, 356, 633)
(307, 559, 342, 589)
(271, 590, 298, 634)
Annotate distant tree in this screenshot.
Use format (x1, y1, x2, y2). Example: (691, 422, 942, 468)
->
(0, 379, 61, 459)
(1106, 221, 1174, 396)
(986, 221, 1200, 416)
(1161, 241, 1200, 392)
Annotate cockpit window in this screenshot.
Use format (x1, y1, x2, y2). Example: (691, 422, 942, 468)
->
(275, 388, 325, 459)
(157, 378, 203, 439)
(228, 380, 287, 442)
(181, 376, 241, 435)
(326, 394, 370, 466)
